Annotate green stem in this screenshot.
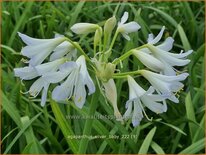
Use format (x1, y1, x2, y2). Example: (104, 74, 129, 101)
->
(112, 70, 141, 79)
(112, 44, 148, 65)
(65, 38, 90, 61)
(109, 30, 119, 50)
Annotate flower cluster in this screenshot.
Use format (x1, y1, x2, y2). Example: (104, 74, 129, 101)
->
(14, 11, 192, 127)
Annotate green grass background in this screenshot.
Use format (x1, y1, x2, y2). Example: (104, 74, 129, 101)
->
(1, 1, 205, 154)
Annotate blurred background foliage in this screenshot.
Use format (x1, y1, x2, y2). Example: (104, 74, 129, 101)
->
(1, 1, 205, 154)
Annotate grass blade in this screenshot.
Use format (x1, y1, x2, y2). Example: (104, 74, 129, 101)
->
(138, 126, 157, 154)
(179, 138, 205, 154)
(151, 141, 165, 154)
(185, 92, 197, 140)
(3, 113, 41, 154)
(50, 98, 79, 153)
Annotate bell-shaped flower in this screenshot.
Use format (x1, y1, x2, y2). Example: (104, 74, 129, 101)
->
(117, 12, 141, 40)
(139, 70, 189, 103)
(18, 32, 66, 66)
(102, 79, 123, 121)
(139, 27, 193, 75)
(71, 23, 99, 34)
(123, 76, 167, 127)
(51, 56, 95, 108)
(132, 49, 164, 72)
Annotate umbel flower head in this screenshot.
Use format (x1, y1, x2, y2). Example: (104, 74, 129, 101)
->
(14, 11, 192, 127)
(14, 33, 95, 107)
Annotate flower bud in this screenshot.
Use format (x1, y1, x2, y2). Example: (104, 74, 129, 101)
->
(70, 23, 99, 34)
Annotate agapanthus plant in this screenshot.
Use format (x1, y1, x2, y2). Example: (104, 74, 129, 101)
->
(14, 12, 192, 127)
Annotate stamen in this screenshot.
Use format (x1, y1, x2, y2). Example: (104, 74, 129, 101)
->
(139, 100, 153, 121)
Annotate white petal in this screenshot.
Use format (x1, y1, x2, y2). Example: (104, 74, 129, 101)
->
(70, 23, 98, 34)
(74, 76, 86, 108)
(59, 61, 78, 72)
(132, 99, 143, 127)
(133, 50, 164, 72)
(150, 46, 191, 66)
(29, 77, 45, 97)
(141, 96, 165, 114)
(157, 37, 174, 52)
(14, 66, 38, 80)
(52, 70, 77, 101)
(161, 61, 176, 76)
(35, 58, 65, 75)
(40, 83, 49, 107)
(120, 12, 129, 24)
(167, 50, 193, 59)
(18, 32, 52, 45)
(123, 101, 133, 120)
(122, 22, 141, 33)
(21, 37, 65, 58)
(42, 72, 68, 83)
(76, 56, 95, 95)
(50, 41, 74, 61)
(147, 33, 154, 43)
(127, 75, 145, 98)
(148, 26, 165, 44)
(29, 51, 50, 66)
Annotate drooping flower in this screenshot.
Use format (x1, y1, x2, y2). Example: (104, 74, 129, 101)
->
(135, 27, 193, 75)
(117, 12, 141, 40)
(14, 57, 67, 106)
(71, 23, 99, 34)
(51, 55, 95, 108)
(18, 32, 66, 66)
(102, 79, 123, 121)
(123, 76, 167, 127)
(139, 70, 189, 103)
(132, 49, 164, 72)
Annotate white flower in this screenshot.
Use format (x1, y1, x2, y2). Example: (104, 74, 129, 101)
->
(102, 79, 123, 121)
(132, 49, 164, 72)
(117, 12, 141, 40)
(139, 27, 193, 75)
(18, 32, 66, 66)
(70, 23, 99, 34)
(51, 56, 95, 108)
(139, 70, 189, 103)
(14, 57, 66, 80)
(124, 76, 167, 127)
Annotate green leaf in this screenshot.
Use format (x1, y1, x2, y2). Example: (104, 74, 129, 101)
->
(177, 24, 191, 50)
(21, 116, 46, 153)
(151, 141, 165, 154)
(159, 121, 187, 136)
(179, 138, 205, 154)
(3, 113, 41, 154)
(2, 91, 22, 128)
(78, 89, 99, 153)
(185, 92, 197, 140)
(138, 127, 157, 154)
(50, 98, 79, 153)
